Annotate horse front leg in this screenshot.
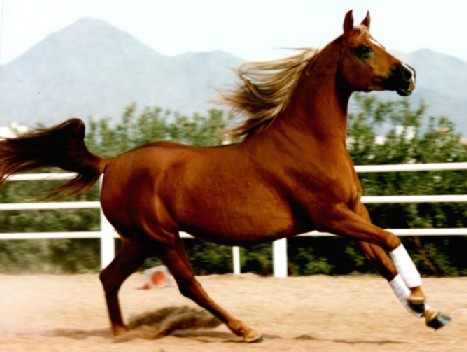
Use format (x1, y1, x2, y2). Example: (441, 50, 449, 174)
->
(317, 203, 451, 329)
(156, 235, 263, 343)
(99, 240, 148, 336)
(357, 241, 451, 329)
(354, 204, 425, 309)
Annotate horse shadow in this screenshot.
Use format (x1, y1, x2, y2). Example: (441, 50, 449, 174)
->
(45, 328, 404, 346)
(45, 327, 267, 343)
(295, 334, 405, 346)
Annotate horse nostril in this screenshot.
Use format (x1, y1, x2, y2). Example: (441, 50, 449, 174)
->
(401, 66, 414, 82)
(387, 63, 416, 96)
(389, 64, 415, 84)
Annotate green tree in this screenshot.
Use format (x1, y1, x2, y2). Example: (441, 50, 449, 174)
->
(1, 97, 466, 276)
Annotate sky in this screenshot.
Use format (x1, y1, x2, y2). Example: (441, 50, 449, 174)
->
(0, 0, 466, 65)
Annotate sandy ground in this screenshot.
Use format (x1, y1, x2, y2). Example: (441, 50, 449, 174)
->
(0, 273, 465, 352)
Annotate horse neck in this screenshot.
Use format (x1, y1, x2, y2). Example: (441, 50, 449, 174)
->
(274, 41, 351, 146)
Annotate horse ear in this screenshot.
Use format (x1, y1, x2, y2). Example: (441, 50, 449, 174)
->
(343, 10, 354, 34)
(361, 11, 371, 29)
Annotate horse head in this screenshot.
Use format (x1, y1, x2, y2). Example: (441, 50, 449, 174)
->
(338, 10, 415, 96)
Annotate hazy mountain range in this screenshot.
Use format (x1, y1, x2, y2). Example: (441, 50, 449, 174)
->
(1, 18, 466, 134)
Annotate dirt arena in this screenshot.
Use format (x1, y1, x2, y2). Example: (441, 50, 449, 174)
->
(0, 273, 465, 352)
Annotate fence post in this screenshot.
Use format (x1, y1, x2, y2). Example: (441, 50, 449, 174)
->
(100, 210, 115, 269)
(232, 246, 241, 274)
(99, 176, 115, 269)
(273, 238, 288, 277)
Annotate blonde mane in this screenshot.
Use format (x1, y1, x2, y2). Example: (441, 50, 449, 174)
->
(222, 48, 319, 138)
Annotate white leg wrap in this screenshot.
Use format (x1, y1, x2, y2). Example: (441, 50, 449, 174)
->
(390, 244, 422, 288)
(388, 275, 430, 317)
(389, 274, 410, 311)
(389, 274, 425, 316)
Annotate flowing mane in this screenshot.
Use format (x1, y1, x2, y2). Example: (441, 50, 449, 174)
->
(222, 48, 319, 138)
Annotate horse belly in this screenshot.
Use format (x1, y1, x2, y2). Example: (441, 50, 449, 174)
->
(174, 192, 302, 246)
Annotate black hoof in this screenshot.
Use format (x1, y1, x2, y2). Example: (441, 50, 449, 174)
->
(426, 312, 452, 330)
(249, 335, 264, 343)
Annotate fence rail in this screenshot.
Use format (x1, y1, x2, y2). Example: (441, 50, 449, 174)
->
(1, 162, 467, 276)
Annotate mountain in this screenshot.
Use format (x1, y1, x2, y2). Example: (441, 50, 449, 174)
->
(1, 18, 467, 135)
(0, 18, 242, 125)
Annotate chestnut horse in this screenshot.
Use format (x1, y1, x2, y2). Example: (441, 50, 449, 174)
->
(0, 11, 450, 342)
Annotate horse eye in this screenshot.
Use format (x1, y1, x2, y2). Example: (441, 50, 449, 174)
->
(355, 44, 372, 60)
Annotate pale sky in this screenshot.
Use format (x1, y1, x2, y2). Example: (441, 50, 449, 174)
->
(0, 0, 466, 65)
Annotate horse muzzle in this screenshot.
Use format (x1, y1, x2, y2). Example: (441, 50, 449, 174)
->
(387, 63, 416, 96)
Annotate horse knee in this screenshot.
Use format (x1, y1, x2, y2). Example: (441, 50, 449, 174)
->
(359, 243, 397, 280)
(383, 235, 402, 252)
(371, 258, 397, 280)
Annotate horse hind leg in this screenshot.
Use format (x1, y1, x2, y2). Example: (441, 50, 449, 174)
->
(99, 239, 148, 336)
(153, 234, 263, 343)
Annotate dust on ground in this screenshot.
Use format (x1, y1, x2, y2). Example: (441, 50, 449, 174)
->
(0, 273, 465, 352)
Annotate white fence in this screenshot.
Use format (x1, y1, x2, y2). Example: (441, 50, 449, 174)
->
(1, 162, 467, 276)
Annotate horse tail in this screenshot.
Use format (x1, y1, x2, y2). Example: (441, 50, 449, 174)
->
(0, 118, 109, 198)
